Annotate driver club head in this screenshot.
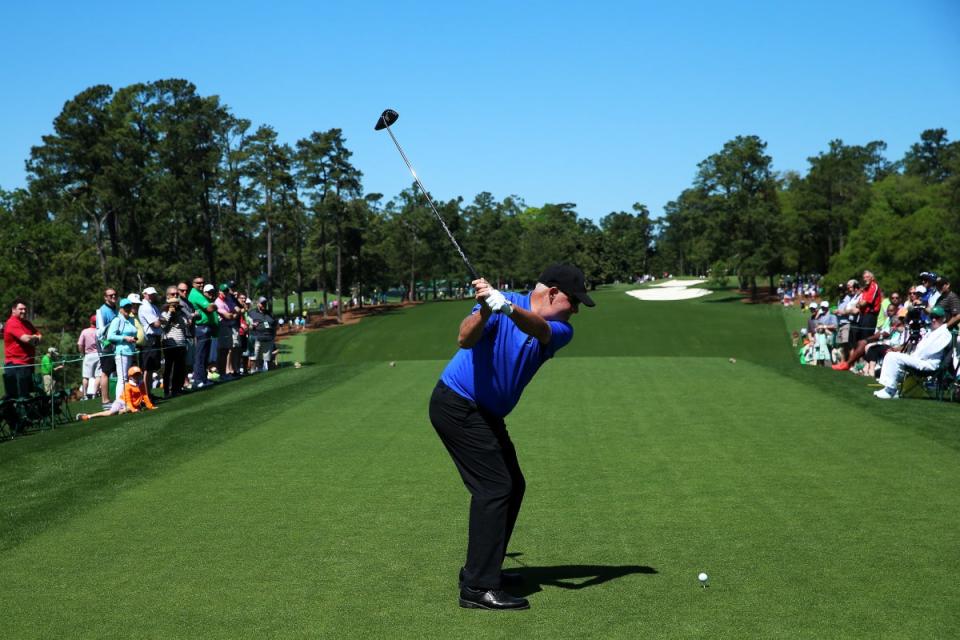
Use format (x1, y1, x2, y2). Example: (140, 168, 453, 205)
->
(375, 109, 399, 131)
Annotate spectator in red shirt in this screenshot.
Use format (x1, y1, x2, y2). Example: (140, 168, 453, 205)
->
(3, 299, 42, 433)
(853, 270, 883, 344)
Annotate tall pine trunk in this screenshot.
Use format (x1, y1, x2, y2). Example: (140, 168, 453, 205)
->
(336, 220, 343, 324)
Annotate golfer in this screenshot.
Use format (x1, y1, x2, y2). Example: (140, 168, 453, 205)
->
(429, 264, 595, 611)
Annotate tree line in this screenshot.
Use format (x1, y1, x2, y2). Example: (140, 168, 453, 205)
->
(656, 130, 960, 296)
(3, 78, 958, 332)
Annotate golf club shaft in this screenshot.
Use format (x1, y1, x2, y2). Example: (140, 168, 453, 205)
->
(383, 125, 479, 281)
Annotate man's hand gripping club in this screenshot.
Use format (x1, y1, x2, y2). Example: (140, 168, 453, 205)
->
(474, 278, 513, 316)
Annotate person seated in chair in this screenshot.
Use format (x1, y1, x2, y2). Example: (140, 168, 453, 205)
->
(873, 307, 960, 399)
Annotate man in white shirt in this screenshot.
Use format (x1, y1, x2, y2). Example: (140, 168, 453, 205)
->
(138, 286, 163, 395)
(874, 306, 960, 399)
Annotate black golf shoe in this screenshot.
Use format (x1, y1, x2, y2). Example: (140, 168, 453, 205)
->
(458, 586, 530, 611)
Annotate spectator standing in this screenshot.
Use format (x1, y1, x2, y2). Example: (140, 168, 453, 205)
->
(202, 284, 220, 375)
(40, 347, 64, 394)
(138, 286, 163, 395)
(3, 300, 41, 434)
(247, 296, 277, 372)
(835, 280, 861, 356)
(177, 281, 197, 381)
(77, 314, 101, 400)
(107, 298, 139, 392)
(215, 283, 240, 379)
(854, 270, 883, 344)
(96, 288, 119, 409)
(934, 276, 959, 321)
(920, 272, 940, 309)
(125, 293, 146, 369)
(806, 302, 820, 336)
(236, 293, 250, 374)
(881, 292, 901, 318)
(160, 287, 190, 398)
(187, 277, 218, 389)
(3, 299, 41, 399)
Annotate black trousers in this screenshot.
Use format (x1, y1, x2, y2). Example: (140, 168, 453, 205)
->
(162, 345, 186, 396)
(429, 381, 525, 590)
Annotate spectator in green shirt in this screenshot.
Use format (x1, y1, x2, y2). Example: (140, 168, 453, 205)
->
(188, 277, 219, 389)
(41, 346, 63, 394)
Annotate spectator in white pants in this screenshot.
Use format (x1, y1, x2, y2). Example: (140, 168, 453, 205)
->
(77, 314, 102, 400)
(875, 307, 960, 399)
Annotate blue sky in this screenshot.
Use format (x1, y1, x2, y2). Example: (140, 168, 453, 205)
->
(1, 1, 958, 220)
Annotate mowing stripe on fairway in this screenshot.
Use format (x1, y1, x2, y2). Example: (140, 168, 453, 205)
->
(2, 357, 958, 638)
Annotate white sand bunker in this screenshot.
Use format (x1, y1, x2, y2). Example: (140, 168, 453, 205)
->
(650, 279, 707, 288)
(626, 287, 711, 301)
(627, 278, 710, 301)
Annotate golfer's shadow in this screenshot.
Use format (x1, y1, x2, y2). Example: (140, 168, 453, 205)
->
(504, 553, 657, 597)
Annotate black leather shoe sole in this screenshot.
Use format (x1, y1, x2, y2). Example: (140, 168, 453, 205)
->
(459, 597, 530, 611)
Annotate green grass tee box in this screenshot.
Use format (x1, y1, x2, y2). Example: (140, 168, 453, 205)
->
(2, 286, 958, 638)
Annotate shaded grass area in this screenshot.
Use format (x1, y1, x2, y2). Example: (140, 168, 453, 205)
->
(0, 364, 371, 554)
(2, 358, 958, 638)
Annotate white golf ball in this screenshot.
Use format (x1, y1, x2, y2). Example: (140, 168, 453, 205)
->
(698, 572, 708, 582)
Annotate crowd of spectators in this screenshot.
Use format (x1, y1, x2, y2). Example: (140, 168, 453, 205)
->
(3, 278, 285, 432)
(792, 270, 960, 400)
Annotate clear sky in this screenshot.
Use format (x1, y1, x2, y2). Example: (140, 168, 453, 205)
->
(1, 1, 958, 220)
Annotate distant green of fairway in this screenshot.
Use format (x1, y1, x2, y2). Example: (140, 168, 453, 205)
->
(2, 285, 958, 638)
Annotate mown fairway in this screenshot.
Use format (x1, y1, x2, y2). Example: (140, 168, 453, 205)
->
(3, 286, 959, 638)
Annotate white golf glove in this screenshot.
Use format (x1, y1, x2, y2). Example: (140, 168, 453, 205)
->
(485, 290, 513, 315)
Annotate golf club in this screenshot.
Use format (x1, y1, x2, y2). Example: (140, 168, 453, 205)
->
(375, 109, 479, 280)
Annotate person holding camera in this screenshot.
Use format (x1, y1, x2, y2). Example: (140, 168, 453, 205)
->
(161, 286, 190, 397)
(247, 297, 276, 373)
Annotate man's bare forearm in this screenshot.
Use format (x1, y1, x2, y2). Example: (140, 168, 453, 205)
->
(506, 306, 551, 345)
(458, 308, 491, 348)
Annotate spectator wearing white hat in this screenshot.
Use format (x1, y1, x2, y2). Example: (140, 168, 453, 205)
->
(138, 286, 163, 396)
(125, 293, 146, 370)
(806, 301, 820, 336)
(815, 301, 838, 334)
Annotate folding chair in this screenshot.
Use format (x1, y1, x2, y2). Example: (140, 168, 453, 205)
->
(899, 331, 959, 401)
(0, 398, 13, 440)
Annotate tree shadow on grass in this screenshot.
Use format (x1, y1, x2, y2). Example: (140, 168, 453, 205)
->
(701, 294, 746, 303)
(504, 553, 657, 597)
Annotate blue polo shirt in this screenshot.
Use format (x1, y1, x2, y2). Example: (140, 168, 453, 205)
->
(440, 292, 574, 417)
